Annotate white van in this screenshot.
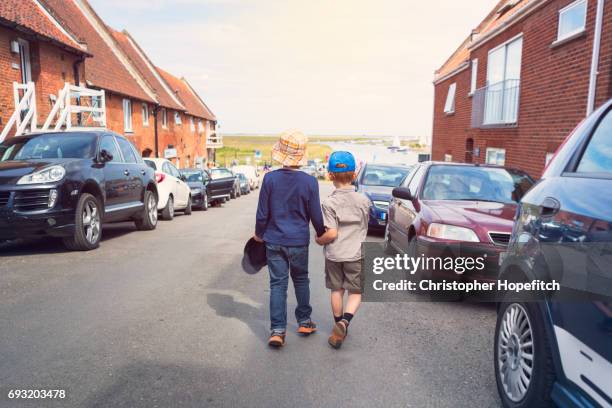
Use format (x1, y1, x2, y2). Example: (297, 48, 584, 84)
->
(231, 165, 259, 190)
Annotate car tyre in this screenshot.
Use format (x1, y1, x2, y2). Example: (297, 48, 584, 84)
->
(202, 192, 209, 211)
(494, 301, 555, 408)
(230, 187, 236, 199)
(184, 196, 192, 215)
(161, 195, 174, 220)
(135, 190, 158, 230)
(63, 193, 101, 251)
(383, 224, 395, 255)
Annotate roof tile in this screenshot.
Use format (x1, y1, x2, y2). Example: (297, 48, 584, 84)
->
(157, 67, 216, 121)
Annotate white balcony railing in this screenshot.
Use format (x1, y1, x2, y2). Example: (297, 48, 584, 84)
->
(472, 79, 520, 128)
(206, 132, 223, 148)
(0, 82, 37, 143)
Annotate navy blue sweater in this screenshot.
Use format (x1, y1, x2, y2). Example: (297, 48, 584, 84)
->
(255, 169, 325, 246)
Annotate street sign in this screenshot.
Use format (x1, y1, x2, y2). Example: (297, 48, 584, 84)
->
(164, 148, 177, 159)
(254, 150, 262, 159)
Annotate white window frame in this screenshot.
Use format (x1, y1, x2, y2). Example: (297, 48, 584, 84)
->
(174, 111, 182, 125)
(198, 119, 204, 134)
(557, 0, 587, 42)
(123, 98, 133, 132)
(190, 116, 195, 132)
(485, 147, 506, 165)
(161, 108, 168, 129)
(444, 83, 456, 114)
(470, 59, 478, 95)
(142, 103, 149, 126)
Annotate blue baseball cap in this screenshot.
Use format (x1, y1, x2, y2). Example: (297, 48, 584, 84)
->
(328, 151, 356, 173)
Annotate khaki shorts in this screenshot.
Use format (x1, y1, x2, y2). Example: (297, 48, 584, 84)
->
(325, 259, 363, 294)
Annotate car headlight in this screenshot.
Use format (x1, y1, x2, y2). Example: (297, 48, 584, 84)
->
(427, 223, 480, 242)
(372, 200, 389, 210)
(17, 165, 65, 185)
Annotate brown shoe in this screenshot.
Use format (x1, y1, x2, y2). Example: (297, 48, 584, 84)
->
(328, 320, 347, 349)
(268, 332, 286, 348)
(297, 321, 317, 336)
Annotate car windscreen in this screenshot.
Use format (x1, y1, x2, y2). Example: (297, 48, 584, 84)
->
(361, 165, 410, 187)
(422, 165, 534, 203)
(210, 169, 233, 179)
(0, 133, 97, 161)
(181, 171, 203, 182)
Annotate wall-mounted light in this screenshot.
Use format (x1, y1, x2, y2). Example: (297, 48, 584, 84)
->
(10, 40, 20, 54)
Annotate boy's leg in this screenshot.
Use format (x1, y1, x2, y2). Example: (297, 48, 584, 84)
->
(266, 244, 290, 335)
(288, 245, 313, 327)
(330, 289, 345, 320)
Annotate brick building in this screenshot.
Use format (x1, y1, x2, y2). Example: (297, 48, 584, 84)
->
(431, 0, 611, 177)
(0, 0, 220, 168)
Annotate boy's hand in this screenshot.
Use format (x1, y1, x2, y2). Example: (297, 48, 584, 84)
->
(315, 236, 325, 246)
(253, 234, 264, 243)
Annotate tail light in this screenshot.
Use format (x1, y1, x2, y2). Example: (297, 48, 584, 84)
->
(155, 172, 166, 183)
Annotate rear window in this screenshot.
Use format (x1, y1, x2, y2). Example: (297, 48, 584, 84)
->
(422, 165, 534, 203)
(211, 168, 234, 179)
(144, 160, 157, 170)
(182, 171, 203, 182)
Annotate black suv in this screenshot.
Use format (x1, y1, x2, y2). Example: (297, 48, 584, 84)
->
(0, 131, 158, 251)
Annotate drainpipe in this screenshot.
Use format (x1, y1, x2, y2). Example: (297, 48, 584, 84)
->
(153, 104, 160, 158)
(73, 57, 84, 125)
(587, 0, 605, 116)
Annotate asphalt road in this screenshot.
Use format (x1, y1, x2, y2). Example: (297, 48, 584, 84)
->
(0, 183, 501, 408)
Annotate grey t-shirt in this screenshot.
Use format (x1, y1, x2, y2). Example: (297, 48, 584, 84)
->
(321, 187, 370, 262)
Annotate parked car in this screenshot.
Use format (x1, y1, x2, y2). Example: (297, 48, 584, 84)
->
(229, 170, 241, 199)
(386, 162, 534, 281)
(299, 165, 318, 177)
(355, 163, 413, 232)
(232, 165, 259, 189)
(143, 158, 191, 220)
(237, 173, 250, 195)
(208, 167, 235, 205)
(180, 168, 210, 210)
(494, 100, 612, 408)
(0, 131, 158, 250)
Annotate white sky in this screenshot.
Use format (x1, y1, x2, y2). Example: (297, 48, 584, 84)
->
(90, 0, 495, 138)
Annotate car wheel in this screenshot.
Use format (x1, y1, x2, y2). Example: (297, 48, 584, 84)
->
(383, 224, 395, 254)
(494, 302, 555, 408)
(135, 190, 158, 230)
(63, 193, 101, 251)
(202, 193, 209, 211)
(161, 195, 174, 220)
(230, 187, 236, 199)
(184, 196, 192, 215)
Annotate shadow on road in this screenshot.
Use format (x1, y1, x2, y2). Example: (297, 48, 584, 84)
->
(0, 223, 138, 256)
(206, 293, 269, 345)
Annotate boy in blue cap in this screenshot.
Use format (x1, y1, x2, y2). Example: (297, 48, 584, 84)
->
(316, 151, 370, 349)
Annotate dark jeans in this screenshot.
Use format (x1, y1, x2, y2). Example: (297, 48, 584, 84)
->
(266, 244, 312, 332)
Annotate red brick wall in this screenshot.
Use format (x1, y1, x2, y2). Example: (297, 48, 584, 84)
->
(0, 26, 84, 137)
(432, 0, 612, 178)
(103, 92, 155, 156)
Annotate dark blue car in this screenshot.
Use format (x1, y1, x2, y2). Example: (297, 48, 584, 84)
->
(494, 100, 612, 408)
(355, 163, 412, 231)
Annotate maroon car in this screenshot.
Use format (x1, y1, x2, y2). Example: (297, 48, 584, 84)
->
(385, 162, 534, 282)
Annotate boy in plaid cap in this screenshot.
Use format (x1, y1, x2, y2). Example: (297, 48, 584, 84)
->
(316, 151, 370, 349)
(254, 130, 325, 348)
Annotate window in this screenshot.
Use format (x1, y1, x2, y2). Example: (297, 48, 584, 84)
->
(99, 135, 121, 163)
(174, 111, 182, 125)
(486, 147, 506, 165)
(470, 59, 478, 94)
(92, 95, 102, 121)
(161, 108, 168, 128)
(558, 0, 587, 41)
(576, 109, 612, 174)
(142, 103, 149, 126)
(407, 165, 427, 197)
(116, 137, 138, 163)
(444, 83, 456, 114)
(122, 99, 132, 132)
(190, 117, 195, 132)
(485, 35, 522, 124)
(198, 119, 204, 133)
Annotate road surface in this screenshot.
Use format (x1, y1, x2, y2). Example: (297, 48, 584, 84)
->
(0, 183, 501, 407)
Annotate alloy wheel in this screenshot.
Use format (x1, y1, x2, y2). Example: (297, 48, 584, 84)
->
(148, 193, 158, 224)
(82, 200, 100, 244)
(498, 303, 534, 402)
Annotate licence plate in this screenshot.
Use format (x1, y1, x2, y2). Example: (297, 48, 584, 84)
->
(380, 212, 387, 221)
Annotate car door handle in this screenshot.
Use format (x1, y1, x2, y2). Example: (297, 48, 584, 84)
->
(124, 169, 130, 176)
(141, 170, 146, 175)
(540, 197, 560, 217)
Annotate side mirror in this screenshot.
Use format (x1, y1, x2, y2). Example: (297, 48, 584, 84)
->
(99, 149, 113, 163)
(392, 187, 413, 201)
